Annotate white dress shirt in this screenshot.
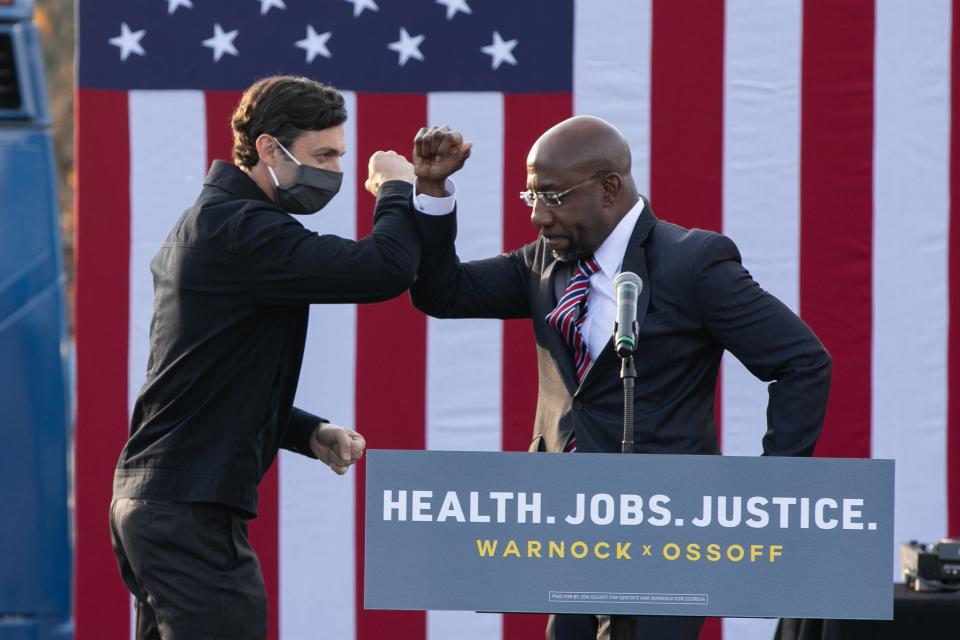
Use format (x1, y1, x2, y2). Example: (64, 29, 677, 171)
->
(414, 182, 645, 360)
(412, 178, 458, 215)
(579, 199, 643, 360)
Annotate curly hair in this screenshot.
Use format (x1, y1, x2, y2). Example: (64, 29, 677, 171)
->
(231, 76, 348, 169)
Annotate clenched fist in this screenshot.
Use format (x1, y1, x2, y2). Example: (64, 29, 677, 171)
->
(309, 423, 366, 475)
(365, 150, 415, 196)
(413, 125, 472, 195)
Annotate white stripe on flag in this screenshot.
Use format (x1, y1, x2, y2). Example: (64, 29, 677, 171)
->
(872, 0, 950, 578)
(721, 2, 801, 638)
(281, 92, 359, 640)
(720, 0, 802, 457)
(573, 0, 652, 196)
(128, 90, 207, 414)
(425, 92, 504, 640)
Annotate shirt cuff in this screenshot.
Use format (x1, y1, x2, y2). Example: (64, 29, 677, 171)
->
(413, 178, 457, 216)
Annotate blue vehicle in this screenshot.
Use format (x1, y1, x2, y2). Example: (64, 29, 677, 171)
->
(0, 0, 73, 638)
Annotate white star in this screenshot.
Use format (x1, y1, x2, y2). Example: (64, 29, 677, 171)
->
(481, 31, 518, 70)
(345, 0, 378, 17)
(387, 27, 425, 66)
(436, 0, 472, 20)
(109, 23, 146, 61)
(258, 0, 286, 15)
(296, 26, 332, 63)
(202, 23, 239, 62)
(166, 0, 192, 15)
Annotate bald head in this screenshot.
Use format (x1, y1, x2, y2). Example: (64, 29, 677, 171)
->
(525, 116, 641, 262)
(528, 115, 633, 178)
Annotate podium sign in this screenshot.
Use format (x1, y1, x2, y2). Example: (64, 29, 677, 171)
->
(364, 450, 894, 619)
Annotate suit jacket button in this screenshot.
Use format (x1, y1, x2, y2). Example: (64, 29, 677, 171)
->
(573, 401, 583, 411)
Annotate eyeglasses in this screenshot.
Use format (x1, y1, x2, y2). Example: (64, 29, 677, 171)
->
(519, 172, 612, 207)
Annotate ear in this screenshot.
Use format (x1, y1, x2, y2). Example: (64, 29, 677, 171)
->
(255, 134, 279, 166)
(599, 173, 622, 206)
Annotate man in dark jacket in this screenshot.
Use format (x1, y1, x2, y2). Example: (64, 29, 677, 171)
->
(109, 75, 427, 640)
(410, 117, 831, 639)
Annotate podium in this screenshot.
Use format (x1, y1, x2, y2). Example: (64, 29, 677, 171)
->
(364, 450, 894, 622)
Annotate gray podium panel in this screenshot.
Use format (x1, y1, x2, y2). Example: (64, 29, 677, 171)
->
(364, 450, 894, 620)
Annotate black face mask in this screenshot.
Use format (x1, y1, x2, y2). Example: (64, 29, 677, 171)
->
(267, 137, 343, 215)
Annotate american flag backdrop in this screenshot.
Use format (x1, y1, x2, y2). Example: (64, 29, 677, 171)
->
(74, 1, 960, 639)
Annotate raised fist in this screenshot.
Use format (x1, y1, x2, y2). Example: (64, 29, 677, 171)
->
(413, 125, 472, 185)
(365, 150, 415, 196)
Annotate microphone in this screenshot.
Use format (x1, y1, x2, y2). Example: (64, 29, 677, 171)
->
(613, 271, 643, 358)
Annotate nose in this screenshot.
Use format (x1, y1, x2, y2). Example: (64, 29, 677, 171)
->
(530, 200, 552, 229)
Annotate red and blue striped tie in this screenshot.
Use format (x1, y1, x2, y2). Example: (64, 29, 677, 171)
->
(545, 257, 600, 452)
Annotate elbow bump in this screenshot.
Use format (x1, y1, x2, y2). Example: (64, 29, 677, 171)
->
(409, 287, 453, 319)
(371, 249, 418, 297)
(383, 269, 416, 298)
(409, 288, 429, 312)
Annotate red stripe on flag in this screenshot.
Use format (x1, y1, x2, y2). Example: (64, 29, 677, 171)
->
(354, 93, 428, 640)
(501, 92, 571, 640)
(700, 617, 722, 640)
(650, 0, 725, 234)
(205, 91, 240, 167)
(204, 91, 281, 640)
(800, 0, 875, 459)
(74, 88, 132, 640)
(949, 0, 960, 537)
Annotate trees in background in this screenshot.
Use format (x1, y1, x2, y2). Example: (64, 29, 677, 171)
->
(34, 0, 74, 332)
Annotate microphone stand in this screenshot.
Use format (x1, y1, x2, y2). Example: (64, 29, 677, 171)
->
(619, 355, 636, 454)
(610, 333, 637, 640)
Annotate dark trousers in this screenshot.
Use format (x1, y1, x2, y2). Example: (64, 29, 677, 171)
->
(547, 613, 704, 640)
(109, 498, 268, 640)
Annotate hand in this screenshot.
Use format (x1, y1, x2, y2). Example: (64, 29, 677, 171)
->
(365, 150, 415, 196)
(309, 423, 366, 475)
(413, 125, 472, 194)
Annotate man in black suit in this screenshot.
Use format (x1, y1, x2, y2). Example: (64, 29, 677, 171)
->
(409, 116, 832, 639)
